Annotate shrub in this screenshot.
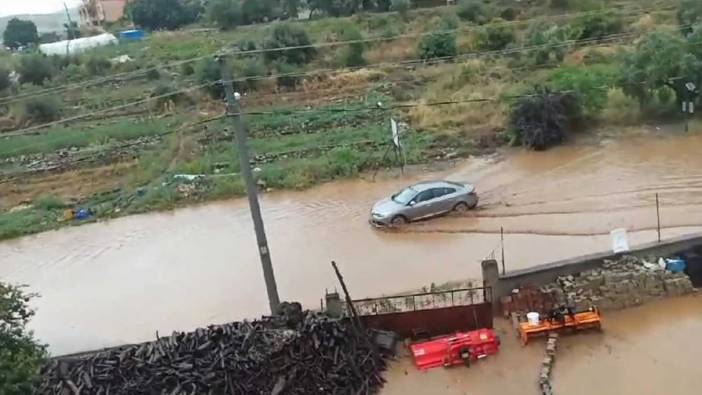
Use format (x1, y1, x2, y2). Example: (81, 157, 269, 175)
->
(208, 0, 243, 29)
(678, 0, 702, 31)
(546, 65, 618, 117)
(509, 89, 581, 150)
(475, 18, 515, 50)
(573, 9, 623, 40)
(275, 62, 302, 89)
(390, 0, 411, 17)
(233, 57, 267, 90)
(457, 0, 490, 24)
(152, 82, 192, 107)
(23, 96, 62, 122)
(335, 22, 366, 67)
(263, 23, 316, 65)
(418, 16, 458, 60)
(524, 21, 571, 65)
(180, 62, 195, 76)
(328, 147, 362, 177)
(85, 56, 111, 76)
(196, 57, 223, 97)
(18, 54, 53, 86)
(0, 282, 47, 395)
(33, 195, 64, 210)
(0, 67, 10, 92)
(146, 68, 161, 80)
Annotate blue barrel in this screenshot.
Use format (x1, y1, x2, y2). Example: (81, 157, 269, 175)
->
(666, 258, 687, 273)
(119, 29, 145, 42)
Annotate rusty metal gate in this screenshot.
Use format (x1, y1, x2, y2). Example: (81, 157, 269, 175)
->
(352, 287, 493, 339)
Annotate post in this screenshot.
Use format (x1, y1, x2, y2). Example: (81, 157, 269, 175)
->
(500, 226, 506, 275)
(656, 193, 661, 243)
(219, 56, 280, 314)
(331, 261, 361, 325)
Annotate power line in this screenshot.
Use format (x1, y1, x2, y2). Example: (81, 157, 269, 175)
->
(0, 4, 672, 106)
(1, 81, 218, 138)
(5, 22, 700, 139)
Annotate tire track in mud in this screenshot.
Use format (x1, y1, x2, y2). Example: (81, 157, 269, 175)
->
(393, 223, 702, 237)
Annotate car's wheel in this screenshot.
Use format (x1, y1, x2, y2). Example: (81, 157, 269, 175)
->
(391, 215, 408, 226)
(453, 202, 469, 213)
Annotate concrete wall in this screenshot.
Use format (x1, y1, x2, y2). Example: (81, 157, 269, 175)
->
(482, 232, 702, 312)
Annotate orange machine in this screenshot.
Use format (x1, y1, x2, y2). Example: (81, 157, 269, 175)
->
(518, 307, 602, 345)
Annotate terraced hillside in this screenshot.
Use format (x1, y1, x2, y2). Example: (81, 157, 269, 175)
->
(0, 0, 692, 239)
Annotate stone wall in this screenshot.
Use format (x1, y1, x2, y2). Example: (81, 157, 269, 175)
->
(482, 232, 702, 312)
(539, 256, 695, 311)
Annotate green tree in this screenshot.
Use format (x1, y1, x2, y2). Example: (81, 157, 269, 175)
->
(457, 0, 490, 24)
(547, 65, 618, 116)
(263, 23, 316, 65)
(524, 21, 572, 65)
(573, 9, 622, 40)
(241, 0, 277, 24)
(196, 57, 223, 97)
(678, 0, 702, 32)
(18, 54, 53, 86)
(2, 18, 39, 49)
(335, 22, 366, 67)
(208, 0, 243, 29)
(285, 0, 302, 18)
(619, 31, 692, 108)
(390, 0, 411, 17)
(509, 88, 581, 150)
(475, 18, 515, 50)
(0, 282, 47, 395)
(0, 67, 10, 93)
(309, 0, 361, 17)
(127, 0, 200, 30)
(418, 14, 457, 60)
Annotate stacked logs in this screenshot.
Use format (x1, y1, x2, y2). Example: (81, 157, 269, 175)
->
(37, 309, 386, 395)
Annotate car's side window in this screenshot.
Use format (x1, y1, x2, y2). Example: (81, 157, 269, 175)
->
(431, 188, 447, 199)
(444, 187, 456, 195)
(415, 190, 434, 203)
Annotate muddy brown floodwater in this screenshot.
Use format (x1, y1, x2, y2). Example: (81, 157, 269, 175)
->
(3, 131, 702, 355)
(382, 295, 702, 395)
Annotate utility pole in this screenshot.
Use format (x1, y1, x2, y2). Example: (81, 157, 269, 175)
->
(64, 3, 74, 57)
(218, 55, 281, 314)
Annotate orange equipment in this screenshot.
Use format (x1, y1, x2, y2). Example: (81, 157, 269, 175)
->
(410, 328, 500, 370)
(518, 307, 602, 345)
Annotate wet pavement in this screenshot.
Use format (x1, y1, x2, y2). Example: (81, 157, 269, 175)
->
(382, 295, 702, 395)
(3, 132, 702, 354)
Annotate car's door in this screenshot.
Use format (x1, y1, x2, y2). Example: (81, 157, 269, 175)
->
(433, 187, 458, 213)
(406, 189, 436, 219)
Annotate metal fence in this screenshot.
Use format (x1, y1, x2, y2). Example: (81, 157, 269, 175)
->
(352, 286, 492, 316)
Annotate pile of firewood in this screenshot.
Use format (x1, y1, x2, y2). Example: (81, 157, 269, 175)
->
(37, 306, 386, 394)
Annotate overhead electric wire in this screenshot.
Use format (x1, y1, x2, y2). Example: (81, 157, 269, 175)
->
(0, 3, 674, 106)
(3, 19, 698, 139)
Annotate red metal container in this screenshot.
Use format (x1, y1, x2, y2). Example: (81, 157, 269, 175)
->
(410, 328, 500, 370)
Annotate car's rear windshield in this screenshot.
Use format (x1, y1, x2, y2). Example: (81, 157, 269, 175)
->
(393, 187, 416, 204)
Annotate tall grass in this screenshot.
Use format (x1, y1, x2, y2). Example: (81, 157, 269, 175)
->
(0, 117, 179, 159)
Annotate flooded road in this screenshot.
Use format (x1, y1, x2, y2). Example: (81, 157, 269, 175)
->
(3, 131, 702, 354)
(382, 295, 702, 395)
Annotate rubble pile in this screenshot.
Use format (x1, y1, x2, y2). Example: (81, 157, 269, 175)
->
(541, 255, 695, 311)
(37, 307, 386, 395)
(538, 333, 559, 395)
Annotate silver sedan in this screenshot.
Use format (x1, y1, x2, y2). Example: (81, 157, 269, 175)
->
(370, 181, 478, 227)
